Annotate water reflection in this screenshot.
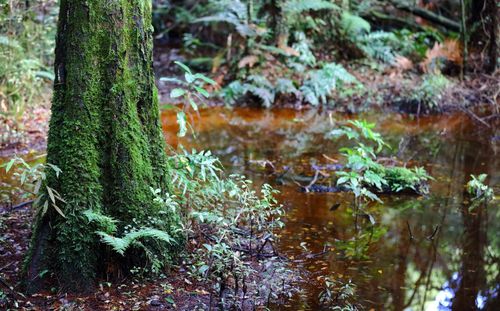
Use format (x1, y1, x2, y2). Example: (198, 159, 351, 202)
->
(162, 107, 499, 310)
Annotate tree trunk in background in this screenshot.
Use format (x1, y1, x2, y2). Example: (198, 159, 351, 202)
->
(486, 0, 498, 72)
(25, 0, 179, 293)
(469, 0, 498, 72)
(268, 0, 288, 48)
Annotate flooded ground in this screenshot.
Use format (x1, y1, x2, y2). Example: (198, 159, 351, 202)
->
(162, 107, 500, 310)
(1, 107, 498, 310)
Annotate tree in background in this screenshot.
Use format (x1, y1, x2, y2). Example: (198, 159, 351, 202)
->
(24, 0, 182, 292)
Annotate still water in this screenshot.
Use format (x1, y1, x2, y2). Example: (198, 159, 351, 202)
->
(162, 107, 500, 310)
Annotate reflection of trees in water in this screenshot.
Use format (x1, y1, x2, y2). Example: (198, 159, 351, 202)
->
(398, 132, 499, 310)
(173, 109, 500, 309)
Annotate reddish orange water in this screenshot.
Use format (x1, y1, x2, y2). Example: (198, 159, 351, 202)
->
(161, 107, 500, 310)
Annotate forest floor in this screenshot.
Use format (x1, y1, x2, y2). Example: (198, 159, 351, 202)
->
(1, 204, 300, 310)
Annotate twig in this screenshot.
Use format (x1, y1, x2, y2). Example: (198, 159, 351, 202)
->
(460, 106, 491, 128)
(303, 170, 320, 192)
(426, 225, 440, 240)
(406, 221, 414, 240)
(10, 200, 34, 211)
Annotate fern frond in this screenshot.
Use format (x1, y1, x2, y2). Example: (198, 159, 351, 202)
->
(340, 12, 371, 37)
(83, 209, 118, 234)
(358, 31, 400, 63)
(300, 62, 359, 106)
(98, 228, 175, 256)
(284, 0, 340, 14)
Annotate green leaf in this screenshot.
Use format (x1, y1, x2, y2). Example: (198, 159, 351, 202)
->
(4, 158, 16, 172)
(185, 72, 195, 83)
(174, 61, 192, 74)
(170, 88, 186, 98)
(46, 186, 56, 203)
(188, 97, 198, 111)
(52, 203, 66, 218)
(176, 111, 187, 137)
(193, 85, 209, 98)
(193, 73, 217, 85)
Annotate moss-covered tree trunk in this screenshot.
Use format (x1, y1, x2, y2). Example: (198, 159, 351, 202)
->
(25, 0, 178, 293)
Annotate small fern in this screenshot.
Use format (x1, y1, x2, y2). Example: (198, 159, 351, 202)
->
(358, 31, 400, 63)
(195, 0, 263, 38)
(97, 228, 175, 256)
(411, 74, 451, 110)
(340, 11, 371, 37)
(83, 209, 118, 234)
(300, 62, 359, 106)
(275, 78, 299, 96)
(223, 75, 275, 107)
(292, 31, 316, 66)
(283, 0, 340, 14)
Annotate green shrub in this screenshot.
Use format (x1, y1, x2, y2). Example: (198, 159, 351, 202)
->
(411, 74, 451, 112)
(0, 2, 57, 118)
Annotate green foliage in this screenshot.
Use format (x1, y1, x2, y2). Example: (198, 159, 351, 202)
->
(97, 228, 175, 257)
(292, 31, 317, 66)
(358, 31, 400, 64)
(165, 143, 291, 307)
(411, 74, 451, 111)
(319, 277, 360, 310)
(300, 62, 360, 106)
(195, 0, 264, 38)
(1, 156, 66, 218)
(340, 11, 371, 38)
(83, 190, 183, 275)
(330, 120, 432, 203)
(283, 0, 340, 14)
(0, 2, 57, 119)
(82, 210, 118, 234)
(160, 62, 217, 136)
(223, 75, 275, 107)
(466, 174, 494, 208)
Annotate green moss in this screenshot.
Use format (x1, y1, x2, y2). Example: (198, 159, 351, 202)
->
(25, 0, 181, 293)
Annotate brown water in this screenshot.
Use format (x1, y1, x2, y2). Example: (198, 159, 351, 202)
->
(161, 107, 500, 310)
(1, 108, 498, 310)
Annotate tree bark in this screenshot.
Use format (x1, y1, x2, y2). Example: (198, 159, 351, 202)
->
(486, 0, 498, 72)
(269, 0, 288, 48)
(24, 0, 180, 293)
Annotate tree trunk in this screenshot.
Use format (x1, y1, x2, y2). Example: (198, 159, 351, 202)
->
(468, 0, 499, 72)
(24, 0, 180, 293)
(269, 0, 288, 48)
(486, 0, 498, 72)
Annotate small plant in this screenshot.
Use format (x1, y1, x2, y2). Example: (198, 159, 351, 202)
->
(319, 277, 360, 310)
(411, 74, 451, 112)
(466, 174, 494, 209)
(163, 143, 292, 308)
(160, 61, 217, 137)
(1, 156, 66, 217)
(83, 189, 183, 275)
(300, 62, 361, 106)
(330, 120, 432, 203)
(0, 2, 57, 119)
(223, 75, 276, 107)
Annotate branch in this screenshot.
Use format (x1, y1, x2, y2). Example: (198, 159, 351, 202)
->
(361, 10, 426, 32)
(390, 0, 461, 32)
